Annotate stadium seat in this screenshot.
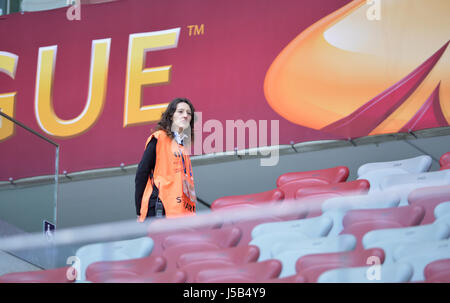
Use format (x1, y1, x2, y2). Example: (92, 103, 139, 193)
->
(251, 214, 333, 240)
(340, 206, 425, 251)
(342, 205, 425, 229)
(85, 255, 166, 282)
(292, 180, 370, 217)
(393, 239, 450, 282)
(408, 184, 450, 224)
(162, 242, 223, 271)
(296, 248, 385, 283)
(380, 169, 450, 206)
(20, 0, 68, 12)
(322, 192, 400, 235)
(210, 188, 284, 210)
(94, 269, 188, 283)
(176, 245, 260, 268)
(357, 168, 409, 194)
(362, 221, 450, 264)
(161, 226, 242, 250)
(440, 152, 450, 170)
(435, 201, 450, 219)
(75, 236, 154, 281)
(317, 262, 414, 283)
(272, 234, 356, 277)
(148, 227, 203, 257)
(193, 259, 282, 283)
(276, 166, 349, 187)
(424, 258, 450, 283)
(211, 166, 350, 211)
(0, 266, 75, 283)
(262, 274, 307, 283)
(357, 155, 432, 178)
(249, 231, 310, 261)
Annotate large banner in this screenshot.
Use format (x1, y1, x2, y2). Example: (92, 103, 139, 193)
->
(0, 0, 449, 180)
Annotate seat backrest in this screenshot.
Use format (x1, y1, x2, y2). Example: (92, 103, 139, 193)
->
(162, 226, 242, 250)
(291, 180, 371, 217)
(394, 239, 450, 281)
(322, 192, 400, 235)
(317, 262, 413, 283)
(249, 231, 310, 261)
(322, 192, 400, 213)
(424, 258, 450, 282)
(381, 170, 450, 205)
(75, 236, 154, 281)
(251, 214, 333, 239)
(434, 201, 450, 220)
(342, 205, 425, 229)
(85, 255, 166, 282)
(210, 188, 284, 210)
(362, 221, 450, 264)
(98, 269, 188, 283)
(357, 155, 432, 178)
(296, 248, 385, 283)
(295, 180, 370, 200)
(0, 266, 75, 283)
(408, 184, 450, 224)
(176, 245, 260, 268)
(276, 166, 349, 187)
(194, 259, 282, 283)
(272, 234, 357, 277)
(357, 168, 408, 194)
(440, 152, 450, 167)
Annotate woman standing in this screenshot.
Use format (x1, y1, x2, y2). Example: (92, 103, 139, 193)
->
(135, 98, 197, 222)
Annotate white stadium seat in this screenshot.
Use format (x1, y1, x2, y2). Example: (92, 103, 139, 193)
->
(380, 170, 450, 206)
(21, 0, 68, 12)
(357, 168, 409, 194)
(435, 202, 450, 220)
(393, 239, 450, 281)
(251, 215, 333, 239)
(357, 155, 432, 178)
(317, 262, 414, 283)
(75, 236, 154, 281)
(362, 222, 450, 264)
(249, 231, 309, 261)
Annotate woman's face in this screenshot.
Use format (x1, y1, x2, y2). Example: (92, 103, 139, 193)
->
(171, 102, 192, 133)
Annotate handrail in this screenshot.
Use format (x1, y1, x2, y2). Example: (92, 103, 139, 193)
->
(0, 111, 59, 147)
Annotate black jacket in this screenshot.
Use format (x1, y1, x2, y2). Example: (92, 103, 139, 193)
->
(135, 137, 166, 217)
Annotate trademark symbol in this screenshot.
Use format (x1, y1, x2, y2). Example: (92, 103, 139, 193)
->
(187, 24, 205, 36)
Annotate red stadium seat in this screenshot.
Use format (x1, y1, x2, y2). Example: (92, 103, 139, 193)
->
(0, 266, 75, 283)
(291, 179, 370, 217)
(342, 205, 425, 228)
(162, 226, 242, 250)
(161, 242, 223, 271)
(439, 152, 450, 170)
(95, 269, 188, 283)
(85, 255, 166, 282)
(424, 258, 450, 283)
(210, 188, 284, 210)
(177, 245, 260, 268)
(340, 206, 425, 250)
(276, 166, 349, 187)
(262, 274, 307, 283)
(210, 166, 350, 211)
(296, 248, 385, 282)
(193, 259, 282, 283)
(408, 184, 450, 224)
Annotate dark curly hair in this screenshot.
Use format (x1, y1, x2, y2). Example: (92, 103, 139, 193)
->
(155, 97, 195, 142)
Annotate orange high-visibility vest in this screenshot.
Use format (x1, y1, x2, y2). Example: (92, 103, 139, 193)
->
(138, 130, 197, 222)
